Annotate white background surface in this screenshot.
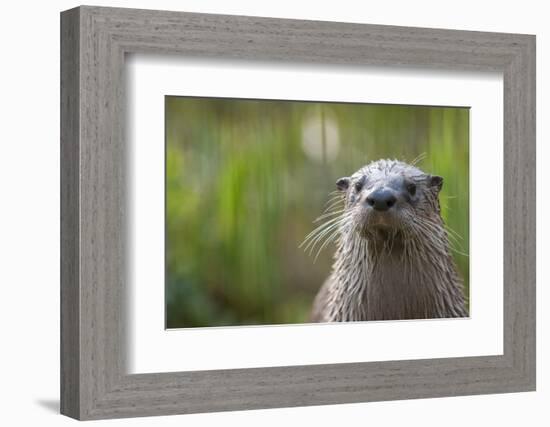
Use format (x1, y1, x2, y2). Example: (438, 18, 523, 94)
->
(0, 0, 546, 426)
(129, 57, 503, 373)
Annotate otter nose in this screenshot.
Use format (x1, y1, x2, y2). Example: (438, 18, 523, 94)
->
(366, 189, 397, 211)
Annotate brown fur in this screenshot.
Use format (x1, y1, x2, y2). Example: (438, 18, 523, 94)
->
(308, 159, 467, 322)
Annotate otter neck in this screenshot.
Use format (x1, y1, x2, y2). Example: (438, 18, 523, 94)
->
(327, 224, 465, 321)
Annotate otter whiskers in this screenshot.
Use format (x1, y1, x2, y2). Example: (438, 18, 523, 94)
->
(307, 159, 468, 322)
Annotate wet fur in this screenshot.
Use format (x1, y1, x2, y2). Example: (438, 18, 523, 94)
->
(309, 159, 467, 322)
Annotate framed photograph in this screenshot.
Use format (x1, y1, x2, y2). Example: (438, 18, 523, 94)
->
(60, 6, 536, 420)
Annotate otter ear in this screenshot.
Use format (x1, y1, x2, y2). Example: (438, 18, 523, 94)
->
(429, 175, 444, 192)
(336, 177, 350, 191)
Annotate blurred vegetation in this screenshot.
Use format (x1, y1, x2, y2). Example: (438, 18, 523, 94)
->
(166, 96, 469, 328)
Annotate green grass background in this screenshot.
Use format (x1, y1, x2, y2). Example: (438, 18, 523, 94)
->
(166, 97, 469, 328)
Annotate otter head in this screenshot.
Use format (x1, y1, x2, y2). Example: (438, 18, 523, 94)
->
(336, 159, 443, 243)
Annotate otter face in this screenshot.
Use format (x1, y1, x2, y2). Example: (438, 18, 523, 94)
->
(336, 159, 443, 239)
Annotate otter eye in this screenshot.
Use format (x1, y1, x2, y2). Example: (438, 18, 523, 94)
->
(406, 182, 417, 196)
(354, 181, 364, 192)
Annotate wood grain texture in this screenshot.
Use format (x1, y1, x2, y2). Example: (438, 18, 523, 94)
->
(60, 5, 536, 420)
(60, 7, 80, 419)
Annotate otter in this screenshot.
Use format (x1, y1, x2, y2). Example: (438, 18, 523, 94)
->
(307, 159, 467, 322)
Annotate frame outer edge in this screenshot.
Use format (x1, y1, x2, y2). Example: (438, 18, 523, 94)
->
(527, 35, 536, 390)
(502, 34, 536, 391)
(519, 34, 536, 389)
(60, 6, 81, 420)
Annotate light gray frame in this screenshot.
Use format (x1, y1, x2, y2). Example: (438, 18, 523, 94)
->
(60, 5, 536, 420)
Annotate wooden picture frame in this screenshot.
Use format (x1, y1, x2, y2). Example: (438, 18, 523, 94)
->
(60, 5, 536, 420)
